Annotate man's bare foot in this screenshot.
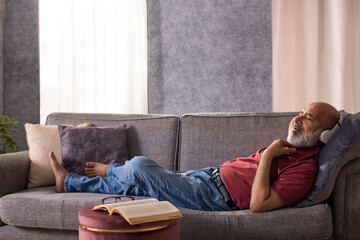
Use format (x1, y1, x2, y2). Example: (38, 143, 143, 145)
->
(49, 151, 68, 193)
(85, 162, 109, 178)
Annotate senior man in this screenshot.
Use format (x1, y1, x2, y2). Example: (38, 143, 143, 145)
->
(50, 102, 341, 212)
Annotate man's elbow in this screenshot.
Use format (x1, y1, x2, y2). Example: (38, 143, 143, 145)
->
(249, 201, 267, 213)
(250, 189, 285, 212)
(249, 198, 283, 213)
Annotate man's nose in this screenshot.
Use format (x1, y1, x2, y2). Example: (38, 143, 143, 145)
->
(294, 114, 304, 124)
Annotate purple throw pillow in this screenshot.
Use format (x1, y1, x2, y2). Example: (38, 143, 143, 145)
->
(58, 125, 128, 175)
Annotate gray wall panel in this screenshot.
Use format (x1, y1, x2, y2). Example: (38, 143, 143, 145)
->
(4, 0, 39, 151)
(148, 0, 272, 115)
(0, 0, 3, 114)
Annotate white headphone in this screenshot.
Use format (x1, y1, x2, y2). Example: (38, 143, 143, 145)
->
(319, 114, 343, 144)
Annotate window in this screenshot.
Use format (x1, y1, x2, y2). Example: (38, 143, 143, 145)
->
(39, 0, 147, 123)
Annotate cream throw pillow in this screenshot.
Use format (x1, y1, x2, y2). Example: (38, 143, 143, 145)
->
(25, 123, 92, 188)
(25, 124, 62, 188)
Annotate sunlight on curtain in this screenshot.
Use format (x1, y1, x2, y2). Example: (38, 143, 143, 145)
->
(272, 0, 360, 113)
(39, 0, 147, 124)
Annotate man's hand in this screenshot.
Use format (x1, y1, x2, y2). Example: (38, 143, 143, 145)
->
(250, 139, 296, 213)
(263, 139, 296, 159)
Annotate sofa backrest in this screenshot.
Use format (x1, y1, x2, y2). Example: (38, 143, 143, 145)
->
(46, 113, 179, 170)
(178, 112, 297, 171)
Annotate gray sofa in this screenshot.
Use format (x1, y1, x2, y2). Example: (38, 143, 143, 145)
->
(0, 112, 359, 239)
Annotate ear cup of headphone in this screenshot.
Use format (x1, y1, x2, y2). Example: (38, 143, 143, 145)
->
(319, 114, 343, 144)
(319, 130, 333, 144)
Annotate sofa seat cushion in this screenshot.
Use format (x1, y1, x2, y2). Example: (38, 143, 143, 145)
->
(1, 187, 332, 239)
(0, 225, 78, 240)
(179, 204, 333, 240)
(0, 186, 147, 230)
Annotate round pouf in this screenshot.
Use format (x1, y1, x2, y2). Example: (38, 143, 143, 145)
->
(78, 206, 180, 240)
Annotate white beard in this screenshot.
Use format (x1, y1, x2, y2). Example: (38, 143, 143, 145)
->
(287, 129, 322, 148)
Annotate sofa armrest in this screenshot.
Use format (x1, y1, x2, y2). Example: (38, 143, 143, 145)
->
(331, 157, 360, 240)
(0, 151, 29, 198)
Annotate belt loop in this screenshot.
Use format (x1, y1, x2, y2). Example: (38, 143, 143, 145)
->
(211, 167, 239, 210)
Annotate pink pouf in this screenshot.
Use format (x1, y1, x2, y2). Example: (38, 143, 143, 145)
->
(78, 206, 180, 240)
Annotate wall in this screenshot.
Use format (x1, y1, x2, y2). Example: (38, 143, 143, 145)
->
(147, 0, 273, 115)
(2, 0, 39, 151)
(0, 0, 3, 113)
(0, 0, 272, 150)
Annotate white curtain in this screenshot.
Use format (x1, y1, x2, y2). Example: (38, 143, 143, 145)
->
(39, 0, 148, 124)
(272, 0, 360, 113)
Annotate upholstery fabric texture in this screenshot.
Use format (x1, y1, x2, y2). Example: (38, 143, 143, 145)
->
(0, 186, 332, 240)
(46, 113, 179, 170)
(0, 187, 139, 230)
(178, 204, 332, 240)
(0, 151, 29, 197)
(0, 225, 78, 240)
(331, 157, 360, 239)
(59, 125, 127, 175)
(25, 123, 93, 188)
(296, 111, 360, 207)
(3, 111, 360, 240)
(178, 112, 297, 171)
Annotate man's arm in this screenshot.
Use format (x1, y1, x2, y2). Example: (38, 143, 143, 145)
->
(250, 139, 296, 213)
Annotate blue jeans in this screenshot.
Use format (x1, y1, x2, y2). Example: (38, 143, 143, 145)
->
(64, 156, 232, 211)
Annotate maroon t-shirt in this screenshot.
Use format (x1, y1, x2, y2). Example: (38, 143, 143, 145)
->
(220, 146, 320, 209)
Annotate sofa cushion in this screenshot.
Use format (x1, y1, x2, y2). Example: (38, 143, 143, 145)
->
(25, 124, 63, 188)
(25, 123, 93, 188)
(46, 113, 180, 171)
(179, 112, 297, 171)
(296, 111, 360, 207)
(0, 187, 147, 230)
(179, 204, 332, 240)
(0, 187, 332, 240)
(0, 226, 78, 240)
(58, 125, 127, 175)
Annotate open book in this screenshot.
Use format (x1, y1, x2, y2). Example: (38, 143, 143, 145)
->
(92, 198, 183, 225)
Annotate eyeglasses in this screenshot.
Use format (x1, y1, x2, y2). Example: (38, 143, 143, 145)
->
(101, 195, 135, 204)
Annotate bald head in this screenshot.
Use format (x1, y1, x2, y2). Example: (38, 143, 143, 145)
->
(287, 102, 340, 147)
(307, 102, 340, 131)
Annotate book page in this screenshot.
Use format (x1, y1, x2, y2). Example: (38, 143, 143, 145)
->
(92, 198, 158, 212)
(114, 201, 182, 225)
